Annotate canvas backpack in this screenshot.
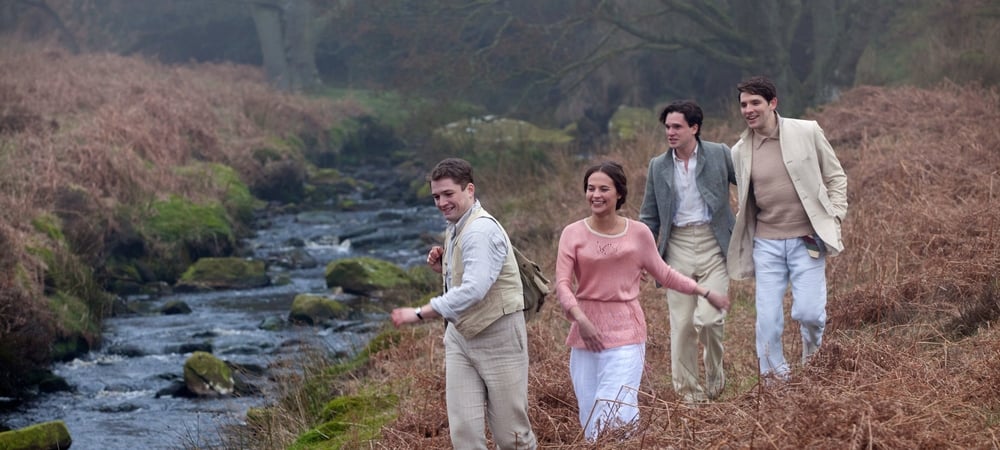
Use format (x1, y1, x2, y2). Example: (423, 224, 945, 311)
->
(512, 245, 550, 321)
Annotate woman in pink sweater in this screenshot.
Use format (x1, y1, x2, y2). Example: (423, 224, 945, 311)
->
(556, 161, 730, 441)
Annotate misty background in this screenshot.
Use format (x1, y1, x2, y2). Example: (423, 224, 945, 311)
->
(5, 0, 998, 146)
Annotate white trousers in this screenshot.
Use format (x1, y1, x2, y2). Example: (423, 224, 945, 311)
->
(569, 343, 645, 441)
(752, 237, 827, 378)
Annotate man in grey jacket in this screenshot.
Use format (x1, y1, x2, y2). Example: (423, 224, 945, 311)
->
(640, 100, 736, 403)
(728, 76, 848, 381)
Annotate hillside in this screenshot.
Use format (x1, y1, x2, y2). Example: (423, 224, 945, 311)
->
(0, 41, 362, 396)
(310, 83, 1000, 448)
(1, 36, 998, 449)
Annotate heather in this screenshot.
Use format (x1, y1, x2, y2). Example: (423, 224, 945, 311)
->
(1, 38, 998, 450)
(273, 83, 1000, 448)
(0, 40, 364, 394)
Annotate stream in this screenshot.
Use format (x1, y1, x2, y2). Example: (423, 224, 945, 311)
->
(0, 204, 444, 449)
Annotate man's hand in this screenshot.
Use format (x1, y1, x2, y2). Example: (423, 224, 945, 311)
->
(427, 245, 444, 273)
(391, 307, 419, 328)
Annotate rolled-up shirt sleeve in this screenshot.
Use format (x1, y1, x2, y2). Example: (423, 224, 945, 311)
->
(430, 218, 507, 321)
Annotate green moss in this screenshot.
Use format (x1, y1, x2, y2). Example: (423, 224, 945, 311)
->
(608, 105, 655, 141)
(177, 257, 269, 290)
(407, 264, 440, 294)
(435, 116, 573, 146)
(324, 257, 411, 295)
(31, 214, 65, 242)
(148, 195, 233, 244)
(183, 351, 234, 395)
(0, 420, 72, 450)
(26, 220, 112, 335)
(289, 391, 399, 449)
(288, 294, 349, 325)
(175, 163, 261, 225)
(320, 88, 407, 129)
(178, 257, 263, 281)
(48, 291, 99, 337)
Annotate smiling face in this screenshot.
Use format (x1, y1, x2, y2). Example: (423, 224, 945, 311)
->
(664, 111, 699, 153)
(431, 177, 475, 222)
(739, 92, 778, 132)
(585, 171, 620, 217)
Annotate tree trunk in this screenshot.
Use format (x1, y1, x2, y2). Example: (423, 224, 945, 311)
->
(249, 2, 290, 91)
(248, 0, 320, 92)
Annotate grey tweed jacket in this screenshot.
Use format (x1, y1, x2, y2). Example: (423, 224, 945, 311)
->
(639, 140, 737, 262)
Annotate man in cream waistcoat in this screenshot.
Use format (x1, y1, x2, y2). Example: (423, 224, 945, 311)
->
(392, 158, 537, 449)
(728, 76, 848, 381)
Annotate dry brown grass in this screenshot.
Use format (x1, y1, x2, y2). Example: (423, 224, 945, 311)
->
(0, 40, 360, 211)
(355, 83, 1000, 449)
(0, 39, 363, 394)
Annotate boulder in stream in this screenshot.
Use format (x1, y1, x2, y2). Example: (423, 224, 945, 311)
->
(182, 351, 234, 397)
(0, 420, 72, 450)
(175, 257, 270, 292)
(324, 257, 411, 296)
(288, 294, 349, 325)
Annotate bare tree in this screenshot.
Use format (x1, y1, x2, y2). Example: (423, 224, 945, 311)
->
(247, 0, 344, 92)
(567, 0, 897, 114)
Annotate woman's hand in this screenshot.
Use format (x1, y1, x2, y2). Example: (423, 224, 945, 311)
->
(705, 289, 731, 314)
(575, 315, 605, 352)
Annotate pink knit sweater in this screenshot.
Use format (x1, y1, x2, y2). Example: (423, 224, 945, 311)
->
(556, 218, 699, 349)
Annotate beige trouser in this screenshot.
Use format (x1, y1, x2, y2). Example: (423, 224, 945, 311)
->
(665, 225, 728, 402)
(444, 312, 537, 450)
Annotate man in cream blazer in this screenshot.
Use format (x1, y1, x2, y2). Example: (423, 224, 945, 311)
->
(727, 76, 847, 380)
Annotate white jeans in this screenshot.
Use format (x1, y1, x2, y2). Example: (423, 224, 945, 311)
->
(752, 237, 827, 378)
(569, 343, 645, 441)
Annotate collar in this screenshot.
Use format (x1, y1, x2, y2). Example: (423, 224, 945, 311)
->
(670, 142, 700, 163)
(740, 112, 782, 141)
(449, 200, 481, 235)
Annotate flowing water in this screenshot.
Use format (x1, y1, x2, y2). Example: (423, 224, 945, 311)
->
(1, 204, 443, 449)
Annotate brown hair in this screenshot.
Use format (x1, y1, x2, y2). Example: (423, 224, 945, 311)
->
(429, 158, 474, 189)
(737, 76, 778, 103)
(583, 161, 628, 210)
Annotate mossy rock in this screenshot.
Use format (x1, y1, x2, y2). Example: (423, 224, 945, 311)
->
(407, 264, 441, 294)
(175, 162, 260, 225)
(608, 105, 655, 141)
(288, 294, 349, 325)
(176, 257, 269, 291)
(146, 195, 235, 261)
(290, 392, 398, 449)
(48, 291, 100, 362)
(324, 257, 411, 296)
(320, 393, 397, 422)
(160, 300, 192, 315)
(183, 351, 234, 397)
(0, 420, 72, 450)
(434, 115, 573, 148)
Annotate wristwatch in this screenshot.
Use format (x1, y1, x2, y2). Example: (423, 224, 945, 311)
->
(414, 307, 424, 321)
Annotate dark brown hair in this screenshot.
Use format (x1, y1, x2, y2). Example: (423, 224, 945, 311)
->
(659, 100, 704, 140)
(737, 76, 778, 103)
(583, 161, 628, 210)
